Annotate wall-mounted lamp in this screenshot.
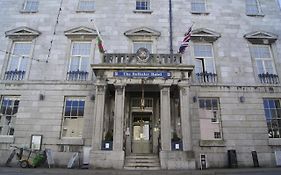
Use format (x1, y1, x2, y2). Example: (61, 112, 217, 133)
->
(39, 94, 45, 101)
(193, 96, 197, 103)
(239, 96, 245, 103)
(91, 95, 95, 101)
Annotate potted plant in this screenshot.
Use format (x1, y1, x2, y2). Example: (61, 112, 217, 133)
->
(102, 130, 113, 150)
(171, 132, 182, 151)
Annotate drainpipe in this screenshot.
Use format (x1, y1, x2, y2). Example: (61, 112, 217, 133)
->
(169, 0, 173, 54)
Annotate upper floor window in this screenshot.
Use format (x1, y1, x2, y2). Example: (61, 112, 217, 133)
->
(62, 97, 85, 137)
(263, 99, 281, 138)
(194, 44, 217, 83)
(77, 0, 95, 12)
(0, 96, 20, 136)
(133, 42, 152, 53)
(278, 0, 281, 10)
(198, 98, 222, 140)
(5, 42, 32, 81)
(191, 0, 207, 13)
(22, 0, 39, 13)
(246, 0, 263, 16)
(250, 45, 278, 84)
(67, 42, 91, 81)
(136, 0, 150, 10)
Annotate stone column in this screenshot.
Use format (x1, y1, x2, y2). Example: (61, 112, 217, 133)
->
(113, 85, 125, 151)
(160, 85, 171, 151)
(179, 84, 193, 151)
(92, 84, 106, 150)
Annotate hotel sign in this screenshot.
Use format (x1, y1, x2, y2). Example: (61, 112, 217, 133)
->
(114, 71, 171, 78)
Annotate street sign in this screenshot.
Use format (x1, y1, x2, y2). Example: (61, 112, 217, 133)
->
(114, 71, 171, 78)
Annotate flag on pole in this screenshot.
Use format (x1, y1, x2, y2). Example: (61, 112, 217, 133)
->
(96, 35, 105, 53)
(178, 25, 192, 54)
(91, 19, 106, 53)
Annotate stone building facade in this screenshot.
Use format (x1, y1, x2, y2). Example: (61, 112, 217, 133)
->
(0, 0, 281, 169)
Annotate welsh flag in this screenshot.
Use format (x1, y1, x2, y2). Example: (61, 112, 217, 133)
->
(96, 36, 105, 54)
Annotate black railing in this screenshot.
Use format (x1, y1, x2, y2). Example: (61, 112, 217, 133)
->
(4, 70, 25, 80)
(67, 70, 88, 81)
(196, 72, 217, 83)
(258, 73, 279, 84)
(103, 53, 182, 65)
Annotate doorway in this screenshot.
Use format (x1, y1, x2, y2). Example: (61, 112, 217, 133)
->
(132, 113, 152, 154)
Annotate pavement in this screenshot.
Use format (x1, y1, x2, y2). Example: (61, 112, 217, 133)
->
(0, 167, 280, 175)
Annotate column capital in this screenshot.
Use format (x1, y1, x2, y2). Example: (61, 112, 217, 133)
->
(159, 83, 171, 90)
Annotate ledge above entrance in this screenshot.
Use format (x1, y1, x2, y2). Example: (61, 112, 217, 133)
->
(91, 64, 194, 85)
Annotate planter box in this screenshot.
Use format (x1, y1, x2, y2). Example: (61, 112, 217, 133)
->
(171, 141, 183, 151)
(101, 141, 113, 150)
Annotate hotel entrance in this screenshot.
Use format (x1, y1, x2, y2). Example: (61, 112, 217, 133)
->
(132, 112, 152, 154)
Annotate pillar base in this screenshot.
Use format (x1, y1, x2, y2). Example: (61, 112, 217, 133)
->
(160, 150, 196, 169)
(89, 150, 124, 169)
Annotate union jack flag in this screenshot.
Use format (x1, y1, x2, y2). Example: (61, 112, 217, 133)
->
(178, 25, 192, 54)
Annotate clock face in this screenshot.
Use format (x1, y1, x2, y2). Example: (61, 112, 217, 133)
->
(136, 47, 150, 63)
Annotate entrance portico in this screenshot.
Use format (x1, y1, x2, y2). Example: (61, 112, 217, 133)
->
(90, 53, 195, 169)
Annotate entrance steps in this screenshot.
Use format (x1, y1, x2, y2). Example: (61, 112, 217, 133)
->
(124, 154, 160, 170)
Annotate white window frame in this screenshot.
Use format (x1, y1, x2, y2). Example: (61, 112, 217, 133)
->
(250, 45, 276, 75)
(132, 41, 153, 53)
(69, 41, 91, 71)
(246, 0, 262, 16)
(135, 0, 150, 11)
(263, 98, 281, 138)
(198, 98, 222, 140)
(77, 0, 95, 12)
(22, 0, 39, 13)
(194, 43, 216, 74)
(7, 42, 32, 72)
(191, 0, 207, 13)
(0, 96, 20, 136)
(61, 97, 85, 138)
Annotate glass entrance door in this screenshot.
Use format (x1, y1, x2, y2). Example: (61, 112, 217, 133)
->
(132, 114, 151, 154)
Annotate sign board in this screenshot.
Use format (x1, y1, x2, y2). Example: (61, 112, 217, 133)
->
(45, 148, 55, 168)
(200, 154, 207, 170)
(67, 152, 79, 169)
(114, 71, 171, 78)
(83, 147, 91, 165)
(275, 151, 281, 166)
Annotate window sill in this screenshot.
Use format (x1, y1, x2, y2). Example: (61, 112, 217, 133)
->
(199, 140, 225, 147)
(76, 10, 95, 13)
(268, 138, 281, 146)
(20, 10, 38, 14)
(133, 10, 153, 14)
(58, 138, 84, 145)
(246, 13, 264, 17)
(0, 136, 15, 143)
(191, 11, 210, 15)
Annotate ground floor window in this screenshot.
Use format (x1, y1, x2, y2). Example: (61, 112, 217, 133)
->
(263, 98, 281, 138)
(61, 97, 85, 137)
(0, 96, 20, 136)
(198, 98, 222, 140)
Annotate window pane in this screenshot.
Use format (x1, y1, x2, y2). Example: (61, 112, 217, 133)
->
(80, 57, 89, 71)
(195, 58, 203, 73)
(204, 58, 215, 73)
(78, 0, 95, 11)
(72, 43, 91, 56)
(269, 100, 275, 108)
(194, 45, 213, 57)
(263, 99, 269, 108)
(136, 0, 150, 10)
(199, 99, 205, 108)
(264, 60, 274, 74)
(191, 0, 206, 12)
(206, 99, 211, 110)
(212, 99, 218, 110)
(256, 60, 264, 74)
(70, 57, 80, 71)
(14, 43, 31, 55)
(265, 109, 271, 120)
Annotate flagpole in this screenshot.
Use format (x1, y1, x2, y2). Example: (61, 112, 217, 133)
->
(90, 19, 103, 42)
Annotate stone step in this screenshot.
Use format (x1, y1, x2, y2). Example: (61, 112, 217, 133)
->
(126, 159, 159, 163)
(125, 162, 160, 167)
(124, 154, 161, 170)
(124, 166, 161, 170)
